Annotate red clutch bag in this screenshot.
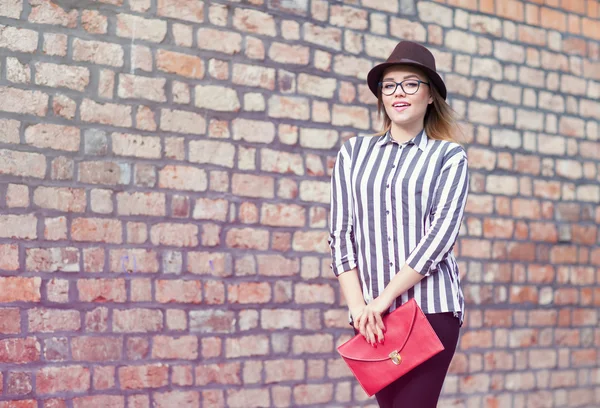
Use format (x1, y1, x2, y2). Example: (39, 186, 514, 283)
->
(337, 298, 445, 396)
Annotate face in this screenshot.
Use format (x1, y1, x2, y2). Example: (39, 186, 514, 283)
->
(380, 65, 433, 129)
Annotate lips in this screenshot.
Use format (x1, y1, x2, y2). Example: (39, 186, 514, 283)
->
(392, 101, 410, 112)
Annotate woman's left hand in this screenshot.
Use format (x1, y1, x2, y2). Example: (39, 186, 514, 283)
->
(355, 295, 392, 346)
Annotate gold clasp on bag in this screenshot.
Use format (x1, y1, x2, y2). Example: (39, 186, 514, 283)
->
(389, 350, 402, 365)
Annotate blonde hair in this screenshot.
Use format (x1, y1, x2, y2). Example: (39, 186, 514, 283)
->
(375, 72, 462, 144)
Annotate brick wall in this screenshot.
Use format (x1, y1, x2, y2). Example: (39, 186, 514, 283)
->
(0, 0, 599, 406)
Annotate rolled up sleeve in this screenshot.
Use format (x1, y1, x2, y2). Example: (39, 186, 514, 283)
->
(328, 140, 357, 276)
(406, 147, 469, 276)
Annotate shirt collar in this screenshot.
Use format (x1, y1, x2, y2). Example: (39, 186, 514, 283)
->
(376, 129, 428, 151)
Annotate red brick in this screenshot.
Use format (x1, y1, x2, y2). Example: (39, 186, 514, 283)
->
(232, 174, 274, 198)
(160, 108, 206, 135)
(118, 74, 166, 102)
(118, 364, 169, 389)
(24, 124, 79, 152)
(7, 371, 33, 395)
(292, 231, 330, 253)
(550, 246, 578, 264)
(0, 0, 22, 18)
(292, 334, 333, 355)
(0, 149, 46, 179)
(72, 396, 122, 408)
(225, 335, 269, 358)
(461, 330, 493, 349)
(0, 118, 19, 143)
(29, 0, 77, 27)
(293, 384, 334, 405)
(189, 310, 235, 334)
(233, 8, 276, 36)
(0, 25, 38, 53)
(113, 308, 163, 333)
(232, 63, 275, 90)
(71, 336, 122, 362)
(227, 389, 270, 408)
(540, 7, 567, 31)
(81, 99, 132, 127)
(0, 87, 48, 117)
(0, 337, 40, 364)
(226, 228, 270, 250)
(256, 254, 300, 277)
(37, 366, 90, 394)
(116, 192, 165, 216)
(26, 247, 79, 272)
(116, 13, 166, 43)
(42, 398, 68, 408)
(0, 308, 20, 334)
(195, 84, 240, 111)
(197, 28, 241, 54)
(0, 400, 38, 408)
(268, 42, 310, 65)
(71, 218, 122, 244)
(151, 335, 197, 359)
(85, 307, 108, 332)
(157, 0, 203, 22)
(156, 279, 202, 303)
(195, 362, 241, 386)
(28, 308, 80, 332)
(156, 49, 203, 78)
(92, 366, 116, 390)
(150, 223, 198, 247)
(35, 62, 89, 92)
(126, 338, 149, 361)
(0, 244, 19, 270)
(50, 157, 74, 181)
(33, 187, 86, 212)
(73, 38, 124, 67)
(79, 161, 130, 185)
(108, 249, 158, 273)
(268, 95, 310, 120)
(111, 133, 161, 159)
(172, 365, 193, 386)
(228, 282, 271, 304)
(572, 309, 597, 326)
(158, 165, 207, 191)
(527, 264, 555, 283)
(0, 277, 41, 302)
(77, 279, 126, 303)
(81, 10, 108, 34)
(153, 391, 199, 408)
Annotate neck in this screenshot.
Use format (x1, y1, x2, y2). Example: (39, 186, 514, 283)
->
(390, 121, 424, 144)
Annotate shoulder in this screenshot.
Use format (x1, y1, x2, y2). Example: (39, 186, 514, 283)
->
(429, 139, 467, 166)
(340, 134, 378, 153)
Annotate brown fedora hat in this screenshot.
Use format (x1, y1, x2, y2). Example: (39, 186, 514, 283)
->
(367, 41, 447, 100)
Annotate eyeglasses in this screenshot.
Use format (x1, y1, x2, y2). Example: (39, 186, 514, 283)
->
(378, 79, 429, 96)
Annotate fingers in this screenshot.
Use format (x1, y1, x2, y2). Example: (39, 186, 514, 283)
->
(375, 313, 385, 343)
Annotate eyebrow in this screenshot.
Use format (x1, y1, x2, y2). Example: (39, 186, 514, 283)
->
(382, 74, 420, 81)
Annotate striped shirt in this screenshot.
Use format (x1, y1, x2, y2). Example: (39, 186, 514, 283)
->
(328, 129, 469, 321)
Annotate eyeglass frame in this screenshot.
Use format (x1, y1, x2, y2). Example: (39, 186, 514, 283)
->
(378, 79, 430, 96)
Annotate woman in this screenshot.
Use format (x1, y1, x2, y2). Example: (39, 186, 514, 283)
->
(329, 41, 469, 407)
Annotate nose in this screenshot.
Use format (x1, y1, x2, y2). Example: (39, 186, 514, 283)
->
(394, 83, 406, 97)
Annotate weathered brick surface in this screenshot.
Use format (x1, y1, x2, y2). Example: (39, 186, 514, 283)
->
(0, 0, 597, 406)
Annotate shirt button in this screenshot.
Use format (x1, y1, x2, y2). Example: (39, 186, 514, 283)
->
(389, 262, 393, 266)
(386, 210, 390, 214)
(388, 237, 391, 241)
(386, 184, 390, 188)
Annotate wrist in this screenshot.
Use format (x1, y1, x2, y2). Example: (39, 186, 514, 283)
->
(377, 291, 395, 312)
(349, 303, 365, 319)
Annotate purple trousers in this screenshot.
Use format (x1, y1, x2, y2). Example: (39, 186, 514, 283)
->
(374, 312, 460, 408)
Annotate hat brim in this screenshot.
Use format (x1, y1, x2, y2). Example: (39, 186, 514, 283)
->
(367, 59, 447, 100)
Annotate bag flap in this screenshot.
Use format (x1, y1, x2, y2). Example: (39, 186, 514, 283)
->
(337, 298, 418, 362)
